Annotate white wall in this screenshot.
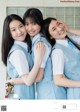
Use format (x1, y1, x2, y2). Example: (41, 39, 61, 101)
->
(0, 0, 80, 99)
(0, 0, 6, 99)
(6, 0, 80, 7)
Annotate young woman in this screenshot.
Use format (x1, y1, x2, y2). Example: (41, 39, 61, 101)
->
(43, 17, 80, 99)
(2, 14, 45, 99)
(23, 8, 57, 99)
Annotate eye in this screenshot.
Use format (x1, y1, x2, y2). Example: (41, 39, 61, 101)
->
(11, 29, 16, 32)
(52, 28, 56, 31)
(57, 22, 61, 25)
(19, 25, 24, 28)
(25, 22, 29, 26)
(32, 22, 36, 25)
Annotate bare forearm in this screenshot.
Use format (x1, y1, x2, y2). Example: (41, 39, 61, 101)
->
(22, 43, 45, 85)
(34, 68, 44, 82)
(6, 62, 41, 85)
(6, 78, 25, 84)
(69, 29, 80, 36)
(54, 75, 80, 87)
(22, 62, 41, 86)
(7, 43, 45, 86)
(6, 61, 43, 85)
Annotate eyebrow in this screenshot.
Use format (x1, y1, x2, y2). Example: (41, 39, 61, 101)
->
(51, 21, 60, 30)
(10, 23, 23, 29)
(10, 27, 15, 30)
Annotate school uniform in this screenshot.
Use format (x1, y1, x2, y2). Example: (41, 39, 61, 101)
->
(32, 33, 57, 99)
(7, 41, 35, 99)
(52, 36, 80, 99)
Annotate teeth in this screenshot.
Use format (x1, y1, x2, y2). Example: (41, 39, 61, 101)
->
(29, 32, 34, 34)
(59, 31, 64, 35)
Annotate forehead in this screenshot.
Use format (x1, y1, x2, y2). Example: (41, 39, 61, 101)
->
(25, 17, 36, 23)
(49, 20, 57, 30)
(9, 20, 22, 28)
(49, 20, 57, 31)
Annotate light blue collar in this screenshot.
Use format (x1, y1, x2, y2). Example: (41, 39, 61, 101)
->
(14, 41, 28, 51)
(32, 33, 41, 45)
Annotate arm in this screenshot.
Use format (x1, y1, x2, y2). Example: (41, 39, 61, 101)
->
(68, 29, 80, 36)
(52, 49, 80, 88)
(21, 40, 46, 85)
(54, 75, 80, 87)
(34, 68, 44, 82)
(6, 78, 25, 84)
(7, 68, 44, 83)
(34, 41, 51, 82)
(64, 23, 80, 36)
(7, 42, 45, 86)
(58, 20, 80, 36)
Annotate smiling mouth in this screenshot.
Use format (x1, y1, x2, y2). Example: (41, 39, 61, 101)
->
(29, 32, 34, 34)
(19, 34, 24, 36)
(29, 31, 35, 34)
(59, 30, 65, 35)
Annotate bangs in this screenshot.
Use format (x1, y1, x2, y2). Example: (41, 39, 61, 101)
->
(30, 17, 37, 23)
(25, 16, 40, 25)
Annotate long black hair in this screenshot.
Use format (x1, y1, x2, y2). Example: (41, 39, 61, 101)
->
(2, 14, 31, 66)
(42, 17, 56, 47)
(23, 8, 43, 32)
(42, 17, 80, 50)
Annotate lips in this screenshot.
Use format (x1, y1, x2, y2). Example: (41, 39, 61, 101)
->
(28, 31, 35, 34)
(28, 31, 35, 36)
(59, 29, 65, 35)
(18, 34, 24, 37)
(29, 32, 34, 34)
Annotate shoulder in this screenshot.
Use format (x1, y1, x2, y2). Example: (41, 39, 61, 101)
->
(52, 48, 63, 54)
(9, 49, 26, 60)
(52, 49, 64, 58)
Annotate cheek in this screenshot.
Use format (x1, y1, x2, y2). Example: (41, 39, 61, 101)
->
(22, 28, 27, 34)
(37, 27, 41, 32)
(36, 25, 41, 31)
(25, 26, 28, 31)
(51, 32, 58, 38)
(24, 30, 27, 35)
(11, 32, 16, 38)
(23, 28, 27, 32)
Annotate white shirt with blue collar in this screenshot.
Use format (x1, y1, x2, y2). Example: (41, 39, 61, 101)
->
(32, 33, 51, 68)
(70, 35, 80, 45)
(9, 41, 29, 77)
(52, 35, 80, 76)
(51, 39, 69, 76)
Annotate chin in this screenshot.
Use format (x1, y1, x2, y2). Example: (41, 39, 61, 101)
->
(29, 34, 34, 37)
(62, 33, 66, 38)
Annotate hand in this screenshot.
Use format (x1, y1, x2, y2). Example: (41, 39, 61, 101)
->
(63, 22, 70, 32)
(35, 42, 46, 64)
(6, 79, 13, 84)
(57, 20, 69, 32)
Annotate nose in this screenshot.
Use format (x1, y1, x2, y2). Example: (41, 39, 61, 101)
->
(17, 29, 22, 35)
(28, 25, 32, 31)
(56, 27, 62, 32)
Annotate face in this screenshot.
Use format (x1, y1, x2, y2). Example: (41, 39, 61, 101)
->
(25, 18, 41, 37)
(49, 20, 67, 40)
(9, 20, 27, 41)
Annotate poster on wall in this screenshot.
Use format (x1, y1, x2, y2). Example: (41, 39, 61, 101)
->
(0, 0, 80, 112)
